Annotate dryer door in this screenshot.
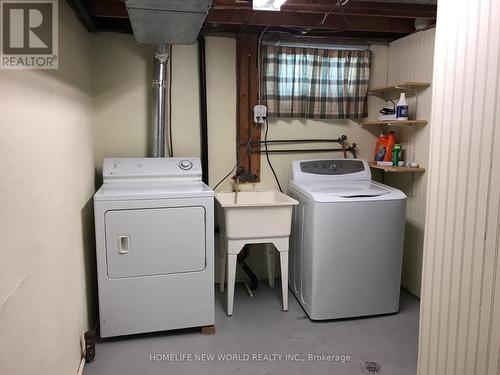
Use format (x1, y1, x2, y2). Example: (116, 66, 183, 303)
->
(104, 206, 206, 278)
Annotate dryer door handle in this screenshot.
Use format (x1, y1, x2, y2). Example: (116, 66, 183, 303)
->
(117, 235, 130, 254)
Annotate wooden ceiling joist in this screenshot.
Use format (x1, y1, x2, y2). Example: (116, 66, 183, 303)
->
(69, 0, 437, 40)
(213, 0, 437, 20)
(207, 9, 416, 34)
(86, 0, 128, 19)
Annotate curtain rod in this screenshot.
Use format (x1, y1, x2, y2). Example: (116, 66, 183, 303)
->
(262, 41, 369, 51)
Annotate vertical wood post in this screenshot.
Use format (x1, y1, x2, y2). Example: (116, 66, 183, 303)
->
(236, 34, 260, 182)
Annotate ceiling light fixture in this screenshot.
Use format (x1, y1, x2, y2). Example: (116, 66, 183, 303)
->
(253, 0, 287, 11)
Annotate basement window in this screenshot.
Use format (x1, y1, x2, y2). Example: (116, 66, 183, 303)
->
(262, 44, 371, 120)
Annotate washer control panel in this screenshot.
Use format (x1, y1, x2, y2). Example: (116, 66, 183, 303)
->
(300, 160, 365, 175)
(291, 159, 371, 182)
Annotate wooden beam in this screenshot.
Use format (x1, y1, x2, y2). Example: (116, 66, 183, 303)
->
(207, 9, 416, 34)
(92, 16, 132, 33)
(86, 0, 128, 18)
(247, 34, 260, 183)
(213, 0, 437, 19)
(236, 34, 261, 183)
(202, 25, 406, 43)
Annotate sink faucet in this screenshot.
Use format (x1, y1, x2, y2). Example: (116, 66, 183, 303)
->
(232, 168, 257, 204)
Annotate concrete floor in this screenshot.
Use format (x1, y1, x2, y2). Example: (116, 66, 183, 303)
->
(84, 284, 419, 375)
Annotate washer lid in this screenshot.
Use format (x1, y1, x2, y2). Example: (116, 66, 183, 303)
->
(94, 181, 214, 201)
(289, 180, 406, 202)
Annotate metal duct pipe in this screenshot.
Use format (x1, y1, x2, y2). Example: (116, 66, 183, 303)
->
(151, 44, 170, 157)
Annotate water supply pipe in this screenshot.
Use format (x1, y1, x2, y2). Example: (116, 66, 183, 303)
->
(151, 44, 170, 157)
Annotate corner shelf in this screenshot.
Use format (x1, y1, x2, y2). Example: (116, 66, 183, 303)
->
(369, 162, 425, 173)
(360, 119, 428, 127)
(368, 81, 431, 97)
(364, 81, 430, 194)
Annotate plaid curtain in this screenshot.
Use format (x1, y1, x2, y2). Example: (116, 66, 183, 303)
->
(263, 46, 370, 119)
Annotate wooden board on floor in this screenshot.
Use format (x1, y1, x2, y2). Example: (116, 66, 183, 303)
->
(201, 325, 216, 335)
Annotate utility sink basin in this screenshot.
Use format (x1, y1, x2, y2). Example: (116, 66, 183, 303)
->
(215, 190, 298, 240)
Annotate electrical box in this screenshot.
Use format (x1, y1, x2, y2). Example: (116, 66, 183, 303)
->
(253, 105, 267, 124)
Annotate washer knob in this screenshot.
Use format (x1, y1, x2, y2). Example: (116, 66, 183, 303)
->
(179, 160, 193, 170)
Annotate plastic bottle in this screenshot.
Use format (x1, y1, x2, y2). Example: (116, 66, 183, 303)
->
(374, 131, 397, 162)
(374, 132, 388, 161)
(396, 93, 409, 120)
(387, 131, 396, 161)
(392, 144, 402, 166)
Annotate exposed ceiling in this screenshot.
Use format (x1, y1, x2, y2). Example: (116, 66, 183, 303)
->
(67, 0, 437, 42)
(351, 0, 436, 3)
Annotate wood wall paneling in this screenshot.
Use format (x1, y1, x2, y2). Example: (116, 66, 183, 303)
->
(418, 0, 500, 374)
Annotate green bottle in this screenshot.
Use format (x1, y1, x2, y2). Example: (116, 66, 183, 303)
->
(392, 144, 401, 166)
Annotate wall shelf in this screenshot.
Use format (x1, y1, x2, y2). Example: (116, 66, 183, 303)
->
(369, 162, 425, 173)
(360, 119, 428, 127)
(368, 81, 431, 97)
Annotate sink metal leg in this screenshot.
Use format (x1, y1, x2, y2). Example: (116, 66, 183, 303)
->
(226, 253, 237, 316)
(279, 251, 289, 311)
(273, 237, 289, 312)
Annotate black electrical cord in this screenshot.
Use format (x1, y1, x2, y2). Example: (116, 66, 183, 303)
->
(213, 164, 237, 190)
(264, 118, 283, 192)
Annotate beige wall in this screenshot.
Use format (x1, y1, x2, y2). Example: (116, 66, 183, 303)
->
(206, 37, 237, 190)
(0, 2, 95, 375)
(93, 33, 152, 171)
(92, 36, 203, 172)
(383, 28, 436, 297)
(418, 0, 500, 374)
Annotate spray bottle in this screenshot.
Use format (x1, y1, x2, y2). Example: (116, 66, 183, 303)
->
(396, 93, 409, 121)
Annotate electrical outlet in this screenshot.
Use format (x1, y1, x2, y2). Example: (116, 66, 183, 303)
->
(253, 105, 267, 124)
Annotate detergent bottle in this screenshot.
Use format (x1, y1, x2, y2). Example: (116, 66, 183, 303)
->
(374, 132, 387, 161)
(374, 131, 396, 162)
(387, 131, 396, 161)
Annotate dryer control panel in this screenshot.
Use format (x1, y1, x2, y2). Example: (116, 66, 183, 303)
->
(291, 159, 371, 182)
(102, 157, 202, 183)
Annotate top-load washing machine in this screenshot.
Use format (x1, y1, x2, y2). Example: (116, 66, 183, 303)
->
(94, 157, 214, 338)
(287, 159, 406, 320)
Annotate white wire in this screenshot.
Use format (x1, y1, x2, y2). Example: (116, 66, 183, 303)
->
(316, 0, 351, 30)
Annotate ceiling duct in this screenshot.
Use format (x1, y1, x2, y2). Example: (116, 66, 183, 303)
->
(125, 0, 212, 44)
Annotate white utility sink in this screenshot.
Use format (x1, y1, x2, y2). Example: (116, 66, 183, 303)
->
(215, 190, 298, 240)
(216, 190, 299, 316)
